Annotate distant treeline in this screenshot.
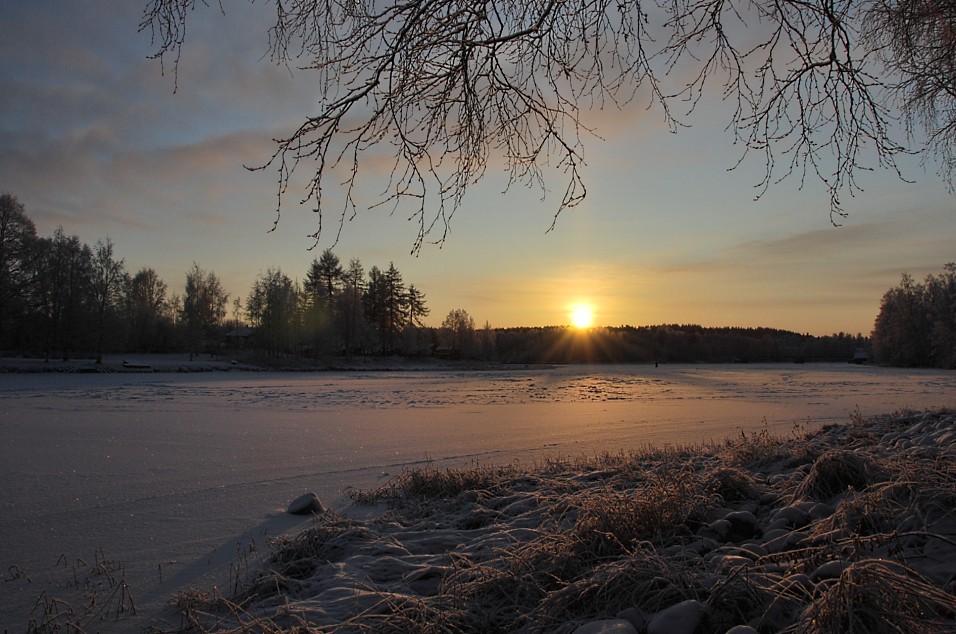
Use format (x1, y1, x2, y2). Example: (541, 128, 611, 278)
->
(492, 325, 867, 364)
(0, 191, 895, 367)
(0, 193, 438, 361)
(871, 264, 956, 368)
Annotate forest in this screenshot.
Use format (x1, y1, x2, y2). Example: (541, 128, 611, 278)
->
(492, 326, 866, 365)
(3, 192, 941, 368)
(870, 264, 956, 368)
(0, 193, 436, 362)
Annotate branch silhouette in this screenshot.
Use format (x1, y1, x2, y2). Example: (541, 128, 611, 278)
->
(141, 0, 953, 250)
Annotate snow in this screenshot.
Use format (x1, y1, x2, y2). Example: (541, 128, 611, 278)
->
(1, 361, 955, 631)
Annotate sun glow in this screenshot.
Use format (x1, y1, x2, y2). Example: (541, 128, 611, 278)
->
(569, 303, 595, 329)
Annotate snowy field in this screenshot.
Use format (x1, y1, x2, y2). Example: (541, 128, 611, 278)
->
(1, 362, 955, 631)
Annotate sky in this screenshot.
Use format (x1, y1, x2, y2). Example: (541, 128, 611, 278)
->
(2, 1, 954, 336)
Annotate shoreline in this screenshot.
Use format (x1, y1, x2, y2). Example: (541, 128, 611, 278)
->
(190, 409, 956, 633)
(0, 352, 915, 376)
(0, 352, 519, 375)
(42, 408, 953, 634)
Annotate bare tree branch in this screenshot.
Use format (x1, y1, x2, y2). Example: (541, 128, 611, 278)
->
(141, 0, 949, 250)
(863, 0, 956, 186)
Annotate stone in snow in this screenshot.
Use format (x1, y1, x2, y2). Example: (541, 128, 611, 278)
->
(287, 492, 325, 515)
(647, 599, 706, 634)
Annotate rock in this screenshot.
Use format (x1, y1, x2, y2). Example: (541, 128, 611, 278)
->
(724, 626, 759, 634)
(736, 541, 768, 558)
(723, 510, 760, 540)
(763, 517, 789, 533)
(781, 573, 814, 593)
(764, 530, 809, 554)
(811, 559, 851, 581)
(700, 518, 730, 540)
(761, 527, 790, 543)
(572, 619, 638, 634)
(758, 491, 780, 505)
(647, 599, 706, 634)
(287, 492, 324, 515)
(616, 607, 648, 630)
(713, 554, 754, 573)
(772, 505, 811, 528)
(807, 502, 835, 520)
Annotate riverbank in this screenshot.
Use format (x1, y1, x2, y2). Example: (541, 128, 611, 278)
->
(0, 352, 504, 374)
(0, 353, 253, 373)
(149, 409, 955, 633)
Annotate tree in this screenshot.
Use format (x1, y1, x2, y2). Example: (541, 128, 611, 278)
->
(183, 263, 228, 358)
(0, 193, 37, 349)
(872, 272, 934, 366)
(381, 263, 408, 353)
(303, 249, 343, 356)
(141, 0, 953, 250)
(363, 266, 385, 351)
(318, 249, 342, 303)
(362, 263, 409, 354)
(477, 320, 497, 361)
(246, 268, 300, 357)
(405, 285, 430, 328)
(336, 257, 366, 357)
(863, 0, 956, 183)
(128, 267, 174, 352)
(401, 284, 431, 355)
(442, 308, 476, 356)
(926, 264, 956, 367)
(88, 238, 128, 364)
(30, 228, 93, 361)
(303, 249, 343, 312)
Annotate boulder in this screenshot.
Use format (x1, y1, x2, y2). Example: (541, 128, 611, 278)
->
(287, 492, 325, 515)
(647, 599, 706, 634)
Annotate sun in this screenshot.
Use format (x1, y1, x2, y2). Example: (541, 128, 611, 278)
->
(569, 303, 594, 329)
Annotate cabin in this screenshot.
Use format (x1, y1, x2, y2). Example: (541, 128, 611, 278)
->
(224, 327, 256, 350)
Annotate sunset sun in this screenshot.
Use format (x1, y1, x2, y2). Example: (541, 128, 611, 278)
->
(569, 304, 594, 329)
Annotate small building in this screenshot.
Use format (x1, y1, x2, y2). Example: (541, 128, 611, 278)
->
(432, 345, 462, 360)
(225, 327, 256, 350)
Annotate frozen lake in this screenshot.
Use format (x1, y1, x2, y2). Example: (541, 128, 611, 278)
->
(2, 362, 955, 631)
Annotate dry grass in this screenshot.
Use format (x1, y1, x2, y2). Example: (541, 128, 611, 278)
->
(25, 550, 137, 633)
(793, 450, 876, 502)
(350, 463, 522, 507)
(532, 545, 702, 625)
(720, 424, 818, 471)
(158, 409, 956, 634)
(787, 560, 956, 633)
(567, 464, 717, 554)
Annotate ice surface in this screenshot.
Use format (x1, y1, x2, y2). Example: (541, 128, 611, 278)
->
(1, 362, 954, 631)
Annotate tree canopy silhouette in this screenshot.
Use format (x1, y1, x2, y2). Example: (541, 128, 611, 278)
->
(141, 0, 955, 251)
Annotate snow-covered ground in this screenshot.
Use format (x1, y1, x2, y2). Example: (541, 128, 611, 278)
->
(1, 362, 954, 631)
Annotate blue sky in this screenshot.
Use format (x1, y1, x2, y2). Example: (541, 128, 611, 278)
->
(2, 0, 954, 335)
